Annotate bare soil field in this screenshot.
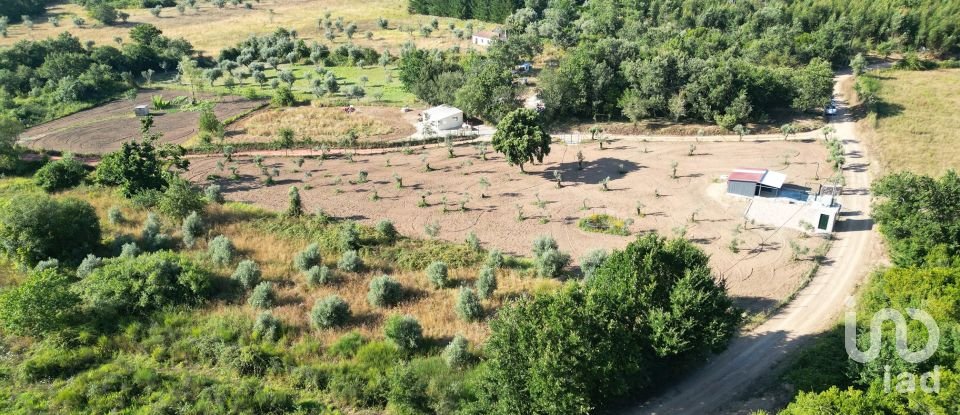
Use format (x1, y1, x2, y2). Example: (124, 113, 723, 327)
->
(224, 105, 418, 144)
(186, 138, 830, 314)
(21, 90, 264, 154)
(559, 115, 824, 137)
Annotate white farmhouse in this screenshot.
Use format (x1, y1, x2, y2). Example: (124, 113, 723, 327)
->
(423, 105, 464, 131)
(472, 28, 505, 46)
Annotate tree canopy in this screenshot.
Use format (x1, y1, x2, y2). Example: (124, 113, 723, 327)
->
(491, 108, 551, 172)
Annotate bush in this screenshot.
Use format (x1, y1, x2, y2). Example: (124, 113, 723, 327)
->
(338, 249, 361, 272)
(305, 265, 331, 286)
(76, 254, 102, 278)
(466, 231, 481, 251)
(579, 249, 608, 280)
(204, 184, 225, 204)
(367, 275, 402, 308)
(272, 85, 296, 107)
(252, 311, 282, 341)
(119, 242, 140, 258)
(77, 251, 212, 315)
(328, 331, 366, 358)
(475, 266, 497, 299)
(232, 259, 261, 289)
(384, 315, 423, 352)
(181, 211, 203, 248)
(535, 247, 571, 278)
(443, 334, 469, 368)
(33, 156, 86, 192)
(532, 235, 558, 258)
(455, 287, 483, 322)
(18, 346, 103, 382)
(208, 235, 235, 266)
(294, 242, 321, 272)
(35, 258, 59, 271)
(376, 219, 397, 242)
(339, 221, 360, 251)
(0, 269, 79, 337)
(107, 206, 123, 225)
(141, 212, 170, 250)
(577, 214, 630, 236)
(311, 295, 351, 329)
(248, 281, 275, 309)
(158, 177, 207, 220)
(485, 248, 504, 269)
(425, 261, 448, 288)
(0, 194, 101, 266)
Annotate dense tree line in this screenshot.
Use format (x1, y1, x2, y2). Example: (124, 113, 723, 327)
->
(0, 26, 193, 126)
(477, 234, 740, 413)
(0, 0, 47, 22)
(408, 0, 519, 23)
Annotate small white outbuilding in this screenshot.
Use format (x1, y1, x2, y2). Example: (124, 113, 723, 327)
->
(423, 105, 464, 131)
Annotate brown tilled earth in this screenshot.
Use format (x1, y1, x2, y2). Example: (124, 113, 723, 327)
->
(21, 90, 264, 154)
(186, 137, 830, 314)
(224, 105, 418, 144)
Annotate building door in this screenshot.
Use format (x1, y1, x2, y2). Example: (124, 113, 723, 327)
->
(818, 214, 829, 230)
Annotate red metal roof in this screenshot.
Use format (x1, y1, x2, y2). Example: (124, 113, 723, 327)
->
(728, 168, 767, 183)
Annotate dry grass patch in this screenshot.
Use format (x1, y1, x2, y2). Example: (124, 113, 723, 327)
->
(854, 68, 960, 176)
(239, 106, 400, 142)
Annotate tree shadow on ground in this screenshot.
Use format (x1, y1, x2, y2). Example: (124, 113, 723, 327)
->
(540, 157, 641, 185)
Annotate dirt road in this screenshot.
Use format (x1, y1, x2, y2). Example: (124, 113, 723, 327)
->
(630, 73, 880, 414)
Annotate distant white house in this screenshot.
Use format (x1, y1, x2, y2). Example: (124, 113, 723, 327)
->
(423, 105, 464, 131)
(134, 105, 150, 117)
(472, 28, 505, 46)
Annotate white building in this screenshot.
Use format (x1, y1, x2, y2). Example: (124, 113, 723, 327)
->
(472, 29, 505, 46)
(422, 105, 464, 131)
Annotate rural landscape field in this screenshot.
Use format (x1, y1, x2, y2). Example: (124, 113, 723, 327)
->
(1, 0, 959, 414)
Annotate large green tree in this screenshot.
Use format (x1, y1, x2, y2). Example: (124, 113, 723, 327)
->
(0, 269, 79, 337)
(0, 194, 101, 266)
(490, 109, 551, 172)
(479, 234, 740, 414)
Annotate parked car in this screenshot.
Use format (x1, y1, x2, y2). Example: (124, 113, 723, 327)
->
(825, 104, 838, 116)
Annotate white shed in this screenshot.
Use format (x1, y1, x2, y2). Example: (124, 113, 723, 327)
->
(134, 105, 150, 116)
(423, 105, 464, 131)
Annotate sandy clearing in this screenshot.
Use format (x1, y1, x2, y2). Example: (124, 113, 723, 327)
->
(186, 137, 829, 315)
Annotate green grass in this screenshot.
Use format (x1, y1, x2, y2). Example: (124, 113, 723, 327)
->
(856, 68, 960, 176)
(156, 64, 417, 107)
(577, 214, 631, 236)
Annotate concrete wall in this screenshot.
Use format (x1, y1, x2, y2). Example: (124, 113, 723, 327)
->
(727, 180, 757, 197)
(433, 113, 463, 130)
(744, 197, 841, 234)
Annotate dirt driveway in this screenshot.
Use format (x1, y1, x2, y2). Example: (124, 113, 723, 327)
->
(20, 90, 264, 154)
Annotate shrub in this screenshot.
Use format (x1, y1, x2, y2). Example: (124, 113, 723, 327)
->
(18, 346, 103, 382)
(77, 251, 212, 315)
(272, 85, 296, 107)
(0, 269, 79, 337)
(232, 260, 261, 290)
(376, 219, 397, 242)
(248, 281, 275, 309)
(33, 156, 86, 192)
(35, 258, 59, 271)
(158, 177, 207, 220)
(286, 186, 303, 217)
(485, 248, 504, 269)
(425, 261, 448, 289)
(107, 206, 123, 225)
(181, 211, 204, 248)
(119, 242, 140, 258)
(0, 194, 101, 266)
(338, 250, 361, 272)
(311, 295, 351, 329)
(328, 331, 366, 358)
(76, 254, 102, 278)
(294, 243, 321, 272)
(305, 265, 331, 286)
(367, 275, 402, 308)
(577, 214, 630, 236)
(443, 334, 469, 368)
(204, 184, 225, 204)
(532, 235, 558, 258)
(208, 235, 235, 266)
(579, 249, 608, 280)
(384, 315, 422, 352)
(475, 266, 497, 299)
(141, 212, 170, 250)
(535, 247, 571, 278)
(338, 221, 360, 251)
(253, 311, 282, 341)
(455, 287, 483, 322)
(466, 231, 481, 251)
